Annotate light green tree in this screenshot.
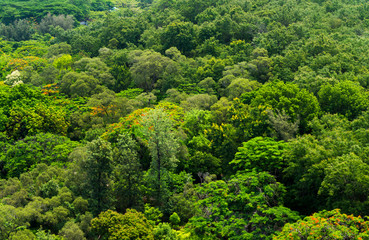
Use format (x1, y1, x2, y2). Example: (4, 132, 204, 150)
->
(140, 108, 180, 206)
(91, 209, 154, 240)
(9, 229, 36, 240)
(225, 78, 260, 100)
(53, 54, 72, 71)
(0, 204, 28, 239)
(230, 137, 286, 177)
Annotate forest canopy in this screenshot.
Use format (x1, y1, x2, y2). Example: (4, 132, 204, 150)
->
(2, 0, 369, 239)
(0, 0, 113, 23)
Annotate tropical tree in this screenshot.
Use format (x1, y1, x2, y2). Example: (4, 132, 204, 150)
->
(113, 133, 143, 211)
(84, 138, 114, 215)
(230, 137, 286, 177)
(187, 172, 300, 239)
(274, 209, 369, 240)
(140, 108, 180, 206)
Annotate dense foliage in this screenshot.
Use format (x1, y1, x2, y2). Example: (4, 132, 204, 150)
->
(2, 0, 369, 238)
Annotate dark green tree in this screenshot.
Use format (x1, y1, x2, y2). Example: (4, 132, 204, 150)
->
(84, 138, 114, 215)
(113, 133, 143, 211)
(3, 133, 79, 178)
(187, 172, 300, 239)
(161, 21, 197, 55)
(318, 80, 369, 120)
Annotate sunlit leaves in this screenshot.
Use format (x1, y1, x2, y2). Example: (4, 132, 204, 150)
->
(91, 209, 154, 240)
(230, 137, 286, 176)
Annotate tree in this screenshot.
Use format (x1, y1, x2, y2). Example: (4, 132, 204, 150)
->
(0, 204, 28, 239)
(38, 13, 74, 34)
(91, 209, 154, 240)
(154, 223, 178, 240)
(129, 50, 180, 92)
(275, 209, 369, 240)
(225, 78, 260, 100)
(9, 229, 36, 240)
(292, 66, 336, 95)
(87, 90, 131, 125)
(46, 42, 72, 58)
(59, 221, 86, 240)
(99, 14, 146, 49)
(3, 133, 79, 178)
(53, 54, 72, 71)
(197, 77, 216, 95)
(73, 57, 115, 89)
(70, 34, 101, 57)
(161, 21, 197, 55)
(164, 88, 188, 104)
(113, 133, 143, 211)
(187, 172, 300, 239)
(267, 109, 300, 141)
(318, 80, 369, 120)
(140, 108, 180, 206)
(249, 81, 321, 133)
(247, 49, 273, 83)
(282, 115, 367, 215)
(180, 94, 217, 111)
(210, 97, 232, 124)
(203, 122, 239, 173)
(318, 153, 369, 215)
(182, 109, 213, 140)
(196, 57, 231, 81)
(109, 50, 132, 92)
(4, 70, 22, 86)
(230, 137, 286, 177)
(255, 22, 299, 55)
(212, 14, 238, 44)
(60, 72, 101, 97)
(84, 138, 113, 215)
(0, 19, 35, 41)
(186, 150, 222, 177)
(6, 102, 68, 140)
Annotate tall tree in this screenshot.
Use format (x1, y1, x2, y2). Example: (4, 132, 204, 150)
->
(84, 138, 113, 215)
(140, 108, 179, 206)
(113, 133, 143, 211)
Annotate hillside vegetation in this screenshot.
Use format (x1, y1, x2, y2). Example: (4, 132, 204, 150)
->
(2, 0, 369, 239)
(0, 0, 113, 23)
